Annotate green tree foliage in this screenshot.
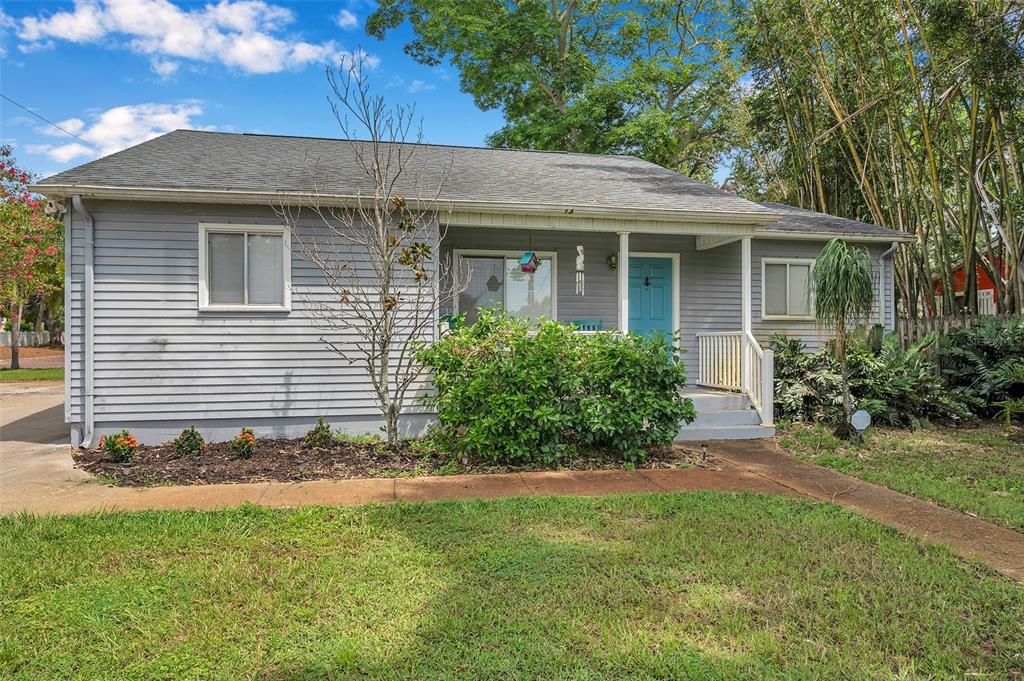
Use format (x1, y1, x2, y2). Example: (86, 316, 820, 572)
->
(367, 0, 741, 179)
(939, 316, 1024, 422)
(809, 239, 875, 436)
(733, 0, 1023, 315)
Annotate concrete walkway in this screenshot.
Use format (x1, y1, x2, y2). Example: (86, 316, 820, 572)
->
(714, 440, 1024, 582)
(2, 380, 1022, 581)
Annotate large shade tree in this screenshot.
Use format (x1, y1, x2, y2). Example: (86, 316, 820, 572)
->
(366, 0, 741, 180)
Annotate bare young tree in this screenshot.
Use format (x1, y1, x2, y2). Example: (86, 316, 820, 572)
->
(275, 60, 463, 445)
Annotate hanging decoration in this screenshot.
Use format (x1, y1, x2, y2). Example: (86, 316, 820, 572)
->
(519, 250, 538, 273)
(575, 245, 585, 295)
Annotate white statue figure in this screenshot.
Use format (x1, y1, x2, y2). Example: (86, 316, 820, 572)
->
(575, 245, 585, 296)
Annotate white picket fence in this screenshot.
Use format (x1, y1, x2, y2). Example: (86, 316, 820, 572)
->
(0, 331, 51, 347)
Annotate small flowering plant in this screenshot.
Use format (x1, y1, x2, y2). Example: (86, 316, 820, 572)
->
(172, 426, 206, 458)
(231, 427, 257, 459)
(99, 429, 138, 463)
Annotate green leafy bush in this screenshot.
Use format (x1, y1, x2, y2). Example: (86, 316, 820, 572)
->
(99, 429, 138, 463)
(771, 332, 971, 428)
(416, 309, 694, 464)
(304, 416, 333, 448)
(939, 316, 1024, 421)
(172, 426, 205, 458)
(231, 428, 257, 459)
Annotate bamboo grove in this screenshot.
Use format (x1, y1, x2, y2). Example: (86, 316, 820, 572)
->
(732, 0, 1023, 315)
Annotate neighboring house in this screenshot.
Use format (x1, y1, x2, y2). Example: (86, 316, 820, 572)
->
(931, 260, 1006, 315)
(33, 130, 912, 445)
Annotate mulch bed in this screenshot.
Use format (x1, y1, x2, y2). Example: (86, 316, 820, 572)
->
(74, 438, 714, 487)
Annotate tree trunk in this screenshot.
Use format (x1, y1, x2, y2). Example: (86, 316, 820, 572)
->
(34, 296, 46, 335)
(9, 302, 22, 370)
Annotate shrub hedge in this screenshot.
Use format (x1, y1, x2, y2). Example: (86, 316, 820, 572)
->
(416, 310, 695, 464)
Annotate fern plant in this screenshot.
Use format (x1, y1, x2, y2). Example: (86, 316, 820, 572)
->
(940, 316, 1024, 421)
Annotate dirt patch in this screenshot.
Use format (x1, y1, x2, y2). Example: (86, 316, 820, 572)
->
(0, 345, 63, 360)
(74, 439, 712, 487)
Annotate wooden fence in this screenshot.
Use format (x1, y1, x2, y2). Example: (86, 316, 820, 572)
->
(897, 313, 1021, 349)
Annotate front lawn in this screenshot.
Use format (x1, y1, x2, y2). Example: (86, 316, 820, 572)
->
(0, 367, 62, 382)
(2, 494, 1022, 679)
(778, 422, 1024, 531)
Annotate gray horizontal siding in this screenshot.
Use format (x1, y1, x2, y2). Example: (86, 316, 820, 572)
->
(67, 200, 432, 441)
(67, 202, 898, 443)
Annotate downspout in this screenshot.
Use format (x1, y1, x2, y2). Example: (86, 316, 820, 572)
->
(878, 241, 899, 330)
(70, 195, 95, 448)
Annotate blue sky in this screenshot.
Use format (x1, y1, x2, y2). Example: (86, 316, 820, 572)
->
(0, 0, 505, 178)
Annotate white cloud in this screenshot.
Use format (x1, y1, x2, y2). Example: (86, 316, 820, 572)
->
(150, 58, 179, 78)
(335, 9, 357, 29)
(407, 80, 435, 93)
(26, 101, 206, 163)
(0, 9, 17, 57)
(15, 0, 369, 74)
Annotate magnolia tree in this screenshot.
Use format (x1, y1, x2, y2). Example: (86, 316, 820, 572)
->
(0, 146, 63, 369)
(275, 63, 464, 444)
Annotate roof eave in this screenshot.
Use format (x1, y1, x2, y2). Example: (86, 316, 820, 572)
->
(754, 227, 915, 243)
(30, 183, 783, 226)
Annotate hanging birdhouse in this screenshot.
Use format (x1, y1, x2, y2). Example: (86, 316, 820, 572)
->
(519, 250, 539, 273)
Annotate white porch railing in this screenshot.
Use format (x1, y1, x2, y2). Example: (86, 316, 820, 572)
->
(697, 331, 774, 426)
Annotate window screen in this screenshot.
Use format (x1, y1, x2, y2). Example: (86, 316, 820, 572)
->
(763, 260, 813, 318)
(458, 254, 553, 322)
(205, 230, 285, 307)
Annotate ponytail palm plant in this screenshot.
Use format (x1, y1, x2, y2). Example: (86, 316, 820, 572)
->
(810, 239, 875, 438)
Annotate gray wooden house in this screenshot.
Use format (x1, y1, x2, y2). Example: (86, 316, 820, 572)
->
(33, 130, 912, 446)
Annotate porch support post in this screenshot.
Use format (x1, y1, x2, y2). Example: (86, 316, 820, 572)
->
(618, 231, 630, 333)
(741, 237, 752, 393)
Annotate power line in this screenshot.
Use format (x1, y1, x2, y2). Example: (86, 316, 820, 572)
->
(0, 93, 101, 152)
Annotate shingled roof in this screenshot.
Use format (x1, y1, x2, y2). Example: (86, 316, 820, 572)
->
(759, 202, 909, 240)
(36, 129, 908, 239)
(36, 130, 774, 220)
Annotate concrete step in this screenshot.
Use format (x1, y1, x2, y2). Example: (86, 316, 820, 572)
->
(688, 408, 762, 427)
(675, 424, 776, 441)
(683, 391, 752, 411)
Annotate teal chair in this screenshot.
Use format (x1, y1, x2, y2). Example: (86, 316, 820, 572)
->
(439, 314, 462, 332)
(571, 319, 604, 332)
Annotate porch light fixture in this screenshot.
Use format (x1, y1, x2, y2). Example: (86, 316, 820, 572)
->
(607, 252, 618, 270)
(519, 250, 539, 273)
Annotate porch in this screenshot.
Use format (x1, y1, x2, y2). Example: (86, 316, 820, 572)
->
(440, 225, 775, 438)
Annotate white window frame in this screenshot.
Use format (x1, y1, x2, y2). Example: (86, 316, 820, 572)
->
(453, 249, 558, 319)
(198, 223, 292, 312)
(761, 257, 815, 321)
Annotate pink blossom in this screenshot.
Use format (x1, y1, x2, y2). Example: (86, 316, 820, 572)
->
(45, 246, 57, 256)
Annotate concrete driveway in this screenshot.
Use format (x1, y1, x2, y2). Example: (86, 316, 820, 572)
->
(0, 380, 105, 514)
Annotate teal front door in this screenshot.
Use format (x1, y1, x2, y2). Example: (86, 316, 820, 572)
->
(628, 257, 674, 338)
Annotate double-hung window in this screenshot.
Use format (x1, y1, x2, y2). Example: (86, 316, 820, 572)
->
(761, 258, 813, 320)
(199, 224, 291, 311)
(455, 250, 556, 324)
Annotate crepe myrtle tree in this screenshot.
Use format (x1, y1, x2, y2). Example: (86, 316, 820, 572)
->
(810, 238, 874, 438)
(275, 60, 466, 445)
(0, 146, 63, 369)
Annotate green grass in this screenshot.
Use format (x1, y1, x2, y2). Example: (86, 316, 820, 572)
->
(0, 367, 63, 382)
(2, 494, 1022, 679)
(779, 422, 1024, 531)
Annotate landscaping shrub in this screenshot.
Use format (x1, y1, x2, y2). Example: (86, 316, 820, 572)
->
(771, 332, 971, 428)
(416, 309, 694, 464)
(231, 428, 257, 459)
(304, 416, 333, 448)
(99, 429, 138, 463)
(939, 316, 1024, 422)
(172, 426, 206, 458)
